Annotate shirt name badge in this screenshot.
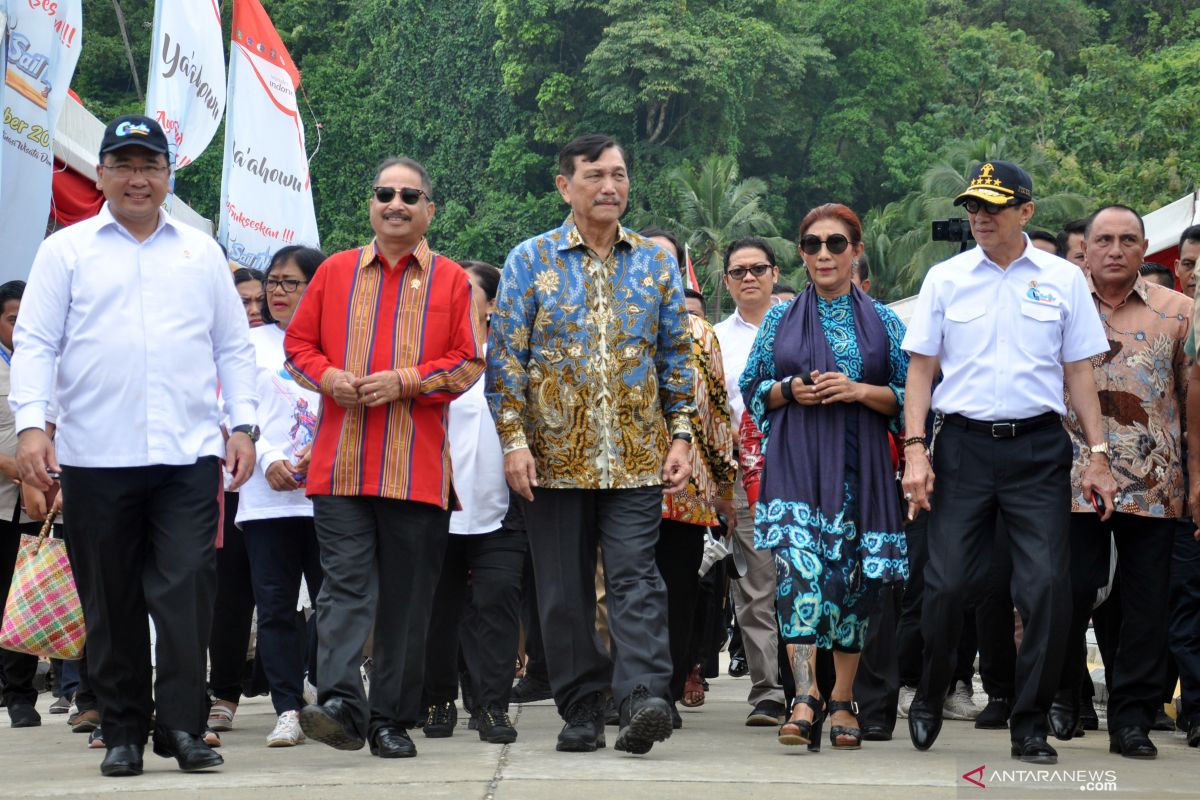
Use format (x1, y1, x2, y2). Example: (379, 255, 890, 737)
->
(1026, 284, 1059, 305)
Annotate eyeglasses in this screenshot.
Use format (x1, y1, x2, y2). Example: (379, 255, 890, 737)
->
(101, 163, 169, 178)
(265, 278, 308, 294)
(373, 186, 429, 205)
(963, 198, 1022, 216)
(725, 263, 773, 280)
(799, 234, 855, 255)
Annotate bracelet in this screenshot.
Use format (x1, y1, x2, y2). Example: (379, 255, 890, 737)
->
(780, 376, 796, 403)
(902, 436, 927, 448)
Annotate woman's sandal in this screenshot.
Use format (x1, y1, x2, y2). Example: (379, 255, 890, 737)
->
(779, 694, 825, 750)
(827, 699, 863, 750)
(681, 665, 706, 708)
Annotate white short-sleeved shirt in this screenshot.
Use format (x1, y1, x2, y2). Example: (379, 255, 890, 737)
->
(448, 354, 507, 535)
(713, 308, 761, 424)
(902, 237, 1109, 420)
(235, 324, 319, 524)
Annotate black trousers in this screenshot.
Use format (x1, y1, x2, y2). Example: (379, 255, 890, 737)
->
(311, 495, 449, 739)
(207, 492, 256, 705)
(1170, 519, 1200, 726)
(0, 518, 44, 708)
(60, 458, 221, 747)
(523, 486, 672, 714)
(656, 519, 706, 702)
(920, 421, 1072, 740)
(423, 526, 527, 711)
(855, 582, 903, 731)
(1060, 512, 1174, 730)
(242, 516, 323, 715)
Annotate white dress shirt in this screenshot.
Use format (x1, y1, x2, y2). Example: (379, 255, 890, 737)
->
(10, 204, 257, 467)
(902, 236, 1109, 420)
(714, 308, 762, 424)
(235, 324, 317, 524)
(448, 354, 507, 535)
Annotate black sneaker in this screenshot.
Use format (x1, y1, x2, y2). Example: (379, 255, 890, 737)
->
(422, 701, 457, 738)
(746, 699, 787, 726)
(614, 685, 672, 755)
(604, 694, 619, 726)
(728, 655, 749, 678)
(477, 708, 518, 744)
(556, 693, 605, 752)
(511, 675, 553, 704)
(975, 697, 1011, 730)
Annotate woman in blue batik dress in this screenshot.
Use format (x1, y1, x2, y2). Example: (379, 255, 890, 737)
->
(740, 203, 909, 752)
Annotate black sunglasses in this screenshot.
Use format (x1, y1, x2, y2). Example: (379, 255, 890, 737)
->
(373, 186, 429, 205)
(725, 263, 773, 280)
(963, 198, 1022, 216)
(799, 234, 855, 255)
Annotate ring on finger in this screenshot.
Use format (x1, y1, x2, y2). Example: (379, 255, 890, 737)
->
(904, 492, 913, 501)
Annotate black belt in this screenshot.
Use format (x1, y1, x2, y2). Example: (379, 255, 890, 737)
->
(942, 411, 1061, 439)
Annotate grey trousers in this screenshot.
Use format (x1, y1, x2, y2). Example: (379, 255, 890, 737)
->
(311, 495, 449, 739)
(730, 475, 785, 706)
(524, 486, 671, 715)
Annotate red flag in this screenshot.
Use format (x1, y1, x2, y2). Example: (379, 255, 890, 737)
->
(684, 243, 701, 292)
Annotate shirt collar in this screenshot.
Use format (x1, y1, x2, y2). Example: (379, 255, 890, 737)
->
(96, 202, 174, 242)
(364, 237, 433, 271)
(972, 234, 1042, 274)
(558, 213, 635, 254)
(1087, 272, 1149, 308)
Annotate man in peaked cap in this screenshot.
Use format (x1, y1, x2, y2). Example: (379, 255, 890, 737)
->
(899, 160, 1116, 765)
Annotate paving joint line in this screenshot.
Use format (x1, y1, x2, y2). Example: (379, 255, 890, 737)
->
(482, 704, 521, 800)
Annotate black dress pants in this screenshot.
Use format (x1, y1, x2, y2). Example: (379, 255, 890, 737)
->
(920, 421, 1072, 740)
(0, 518, 43, 708)
(656, 519, 706, 702)
(855, 582, 903, 732)
(1061, 512, 1174, 731)
(423, 526, 527, 711)
(207, 492, 256, 705)
(523, 486, 672, 715)
(60, 458, 221, 747)
(1170, 519, 1200, 726)
(311, 495, 449, 739)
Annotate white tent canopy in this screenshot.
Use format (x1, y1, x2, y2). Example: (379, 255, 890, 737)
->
(1144, 191, 1198, 259)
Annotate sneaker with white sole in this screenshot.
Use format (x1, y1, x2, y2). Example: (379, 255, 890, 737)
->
(897, 685, 916, 719)
(267, 710, 306, 747)
(942, 680, 980, 721)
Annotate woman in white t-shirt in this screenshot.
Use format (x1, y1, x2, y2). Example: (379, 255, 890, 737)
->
(420, 261, 526, 745)
(236, 245, 326, 747)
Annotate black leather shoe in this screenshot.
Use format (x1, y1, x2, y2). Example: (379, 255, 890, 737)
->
(614, 685, 673, 755)
(422, 701, 456, 738)
(1047, 693, 1080, 741)
(151, 726, 223, 772)
(510, 675, 553, 704)
(1011, 736, 1058, 764)
(975, 697, 1011, 730)
(1151, 708, 1175, 731)
(299, 699, 366, 751)
(861, 724, 892, 741)
(556, 693, 605, 752)
(728, 655, 749, 678)
(746, 699, 787, 726)
(1109, 726, 1156, 759)
(907, 696, 942, 751)
(370, 727, 416, 758)
(1187, 723, 1200, 748)
(100, 744, 144, 777)
(7, 703, 41, 728)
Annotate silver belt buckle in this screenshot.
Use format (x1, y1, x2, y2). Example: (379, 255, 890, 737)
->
(991, 422, 1017, 439)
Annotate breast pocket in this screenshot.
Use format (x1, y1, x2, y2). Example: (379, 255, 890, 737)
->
(1017, 303, 1062, 359)
(943, 302, 988, 359)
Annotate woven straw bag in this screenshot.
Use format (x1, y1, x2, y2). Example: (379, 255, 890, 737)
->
(0, 510, 85, 659)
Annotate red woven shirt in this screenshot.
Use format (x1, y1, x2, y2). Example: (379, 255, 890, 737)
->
(284, 239, 484, 508)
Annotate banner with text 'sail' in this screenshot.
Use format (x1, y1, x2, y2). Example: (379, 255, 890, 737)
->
(218, 0, 319, 271)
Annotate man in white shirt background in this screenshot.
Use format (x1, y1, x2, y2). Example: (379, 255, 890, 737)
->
(11, 115, 258, 778)
(713, 237, 787, 726)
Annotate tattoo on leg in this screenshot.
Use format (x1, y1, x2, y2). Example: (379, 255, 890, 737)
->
(791, 644, 815, 699)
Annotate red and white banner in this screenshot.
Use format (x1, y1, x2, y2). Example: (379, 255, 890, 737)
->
(144, 0, 225, 170)
(0, 0, 83, 282)
(218, 0, 319, 271)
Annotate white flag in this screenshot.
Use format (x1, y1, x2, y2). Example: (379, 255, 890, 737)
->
(218, 0, 319, 270)
(144, 0, 226, 169)
(0, 0, 83, 282)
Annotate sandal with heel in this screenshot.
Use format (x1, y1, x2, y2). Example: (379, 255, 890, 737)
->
(779, 695, 825, 749)
(827, 699, 863, 750)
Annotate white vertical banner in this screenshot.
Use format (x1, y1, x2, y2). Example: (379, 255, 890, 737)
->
(144, 0, 226, 170)
(0, 0, 82, 282)
(218, 0, 319, 271)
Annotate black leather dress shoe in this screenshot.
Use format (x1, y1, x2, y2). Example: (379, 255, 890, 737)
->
(907, 696, 942, 751)
(299, 700, 366, 751)
(1109, 726, 1156, 759)
(861, 724, 892, 741)
(100, 744, 144, 777)
(151, 726, 224, 771)
(370, 727, 417, 758)
(1151, 708, 1175, 731)
(7, 703, 41, 728)
(1011, 736, 1057, 764)
(728, 655, 749, 678)
(974, 697, 1011, 730)
(1047, 694, 1080, 741)
(1187, 723, 1200, 748)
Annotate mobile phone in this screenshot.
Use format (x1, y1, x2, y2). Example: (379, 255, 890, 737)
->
(1091, 492, 1106, 515)
(46, 467, 61, 480)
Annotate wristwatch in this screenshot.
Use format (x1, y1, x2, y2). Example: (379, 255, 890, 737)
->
(231, 424, 261, 443)
(1088, 442, 1109, 457)
(781, 375, 797, 403)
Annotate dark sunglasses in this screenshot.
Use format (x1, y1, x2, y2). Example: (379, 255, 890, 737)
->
(373, 186, 428, 205)
(799, 234, 855, 255)
(725, 263, 773, 280)
(963, 198, 1022, 216)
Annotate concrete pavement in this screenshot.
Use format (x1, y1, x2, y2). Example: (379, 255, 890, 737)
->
(0, 672, 1194, 799)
